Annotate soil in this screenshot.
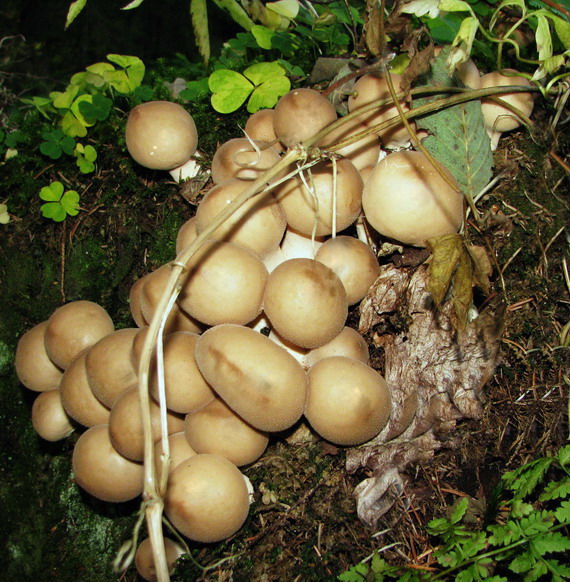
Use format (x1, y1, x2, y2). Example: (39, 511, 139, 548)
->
(0, 57, 568, 582)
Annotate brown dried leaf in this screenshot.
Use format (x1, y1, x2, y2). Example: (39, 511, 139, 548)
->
(467, 245, 493, 294)
(452, 249, 474, 327)
(426, 233, 464, 306)
(363, 0, 383, 57)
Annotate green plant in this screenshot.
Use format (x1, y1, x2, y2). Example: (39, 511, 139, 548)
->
(39, 181, 81, 222)
(339, 444, 570, 581)
(208, 61, 290, 113)
(402, 0, 570, 87)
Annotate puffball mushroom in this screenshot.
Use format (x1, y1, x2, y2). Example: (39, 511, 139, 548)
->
(44, 300, 114, 370)
(305, 356, 391, 446)
(164, 453, 250, 543)
(175, 216, 198, 255)
(139, 266, 204, 335)
(135, 536, 185, 582)
(480, 70, 534, 150)
(72, 424, 144, 502)
(195, 178, 286, 258)
(362, 150, 464, 247)
(125, 100, 199, 181)
(263, 258, 348, 349)
(315, 235, 380, 305)
(184, 397, 269, 466)
(59, 349, 110, 427)
(210, 138, 283, 184)
(108, 385, 185, 462)
(31, 389, 75, 442)
(273, 158, 363, 237)
(177, 240, 268, 326)
(347, 73, 414, 149)
(15, 321, 63, 392)
(273, 87, 337, 147)
(244, 108, 284, 152)
(305, 326, 369, 368)
(85, 327, 139, 407)
(154, 432, 197, 476)
(195, 324, 308, 432)
(148, 331, 215, 414)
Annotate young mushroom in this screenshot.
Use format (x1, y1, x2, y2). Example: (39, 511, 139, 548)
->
(125, 100, 199, 181)
(362, 150, 464, 247)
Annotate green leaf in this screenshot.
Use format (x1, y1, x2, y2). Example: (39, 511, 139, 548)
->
(107, 54, 145, 88)
(427, 12, 464, 43)
(39, 182, 65, 202)
(41, 202, 66, 222)
(439, 0, 473, 11)
(338, 561, 369, 581)
(210, 0, 255, 31)
(65, 0, 88, 28)
(508, 547, 535, 574)
(0, 203, 10, 225)
(540, 478, 570, 501)
(554, 500, 570, 523)
(450, 497, 470, 524)
(78, 94, 112, 122)
(267, 0, 299, 19)
(70, 94, 96, 127)
(413, 47, 493, 203)
(247, 74, 290, 112)
(243, 61, 286, 85)
(549, 14, 570, 48)
(191, 0, 210, 63)
(61, 111, 88, 137)
(60, 190, 80, 216)
(52, 85, 80, 110)
(252, 24, 276, 49)
(532, 531, 570, 554)
(179, 78, 210, 102)
(535, 14, 554, 62)
(83, 145, 97, 162)
(558, 445, 570, 467)
(209, 69, 253, 113)
(121, 0, 145, 9)
(502, 457, 554, 498)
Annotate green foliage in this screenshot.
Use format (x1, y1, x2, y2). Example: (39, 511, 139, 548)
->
(39, 181, 81, 222)
(209, 61, 290, 113)
(39, 129, 76, 160)
(338, 444, 570, 581)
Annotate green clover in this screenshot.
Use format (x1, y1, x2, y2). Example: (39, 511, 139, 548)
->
(74, 143, 97, 174)
(39, 129, 76, 159)
(39, 181, 80, 222)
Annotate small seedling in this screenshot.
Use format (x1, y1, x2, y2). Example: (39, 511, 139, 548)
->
(39, 181, 81, 222)
(74, 143, 97, 174)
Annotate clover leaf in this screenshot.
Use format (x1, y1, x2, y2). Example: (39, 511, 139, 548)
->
(39, 181, 80, 222)
(74, 143, 97, 174)
(39, 129, 76, 159)
(0, 203, 10, 225)
(209, 61, 290, 114)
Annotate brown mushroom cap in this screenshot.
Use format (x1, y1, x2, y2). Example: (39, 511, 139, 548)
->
(347, 73, 414, 149)
(195, 178, 286, 258)
(139, 267, 204, 335)
(273, 158, 363, 237)
(129, 276, 148, 328)
(315, 235, 380, 305)
(305, 356, 391, 445)
(184, 397, 269, 466)
(15, 321, 63, 392)
(85, 328, 139, 407)
(177, 240, 268, 326)
(108, 385, 185, 462)
(125, 101, 198, 170)
(210, 138, 283, 184)
(44, 300, 114, 370)
(317, 115, 381, 171)
(273, 88, 337, 146)
(148, 331, 215, 414)
(59, 349, 111, 427)
(135, 536, 185, 582)
(72, 424, 144, 502)
(263, 258, 348, 349)
(305, 327, 369, 368)
(175, 216, 198, 255)
(362, 150, 464, 247)
(164, 453, 250, 543)
(480, 70, 534, 149)
(153, 432, 197, 476)
(195, 324, 308, 432)
(31, 389, 75, 442)
(244, 109, 284, 152)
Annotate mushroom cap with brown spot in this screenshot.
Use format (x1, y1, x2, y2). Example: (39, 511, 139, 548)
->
(263, 258, 348, 349)
(195, 324, 308, 432)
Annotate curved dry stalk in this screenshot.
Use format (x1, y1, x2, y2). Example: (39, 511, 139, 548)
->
(137, 148, 303, 582)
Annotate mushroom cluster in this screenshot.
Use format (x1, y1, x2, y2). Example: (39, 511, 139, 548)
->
(14, 59, 535, 577)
